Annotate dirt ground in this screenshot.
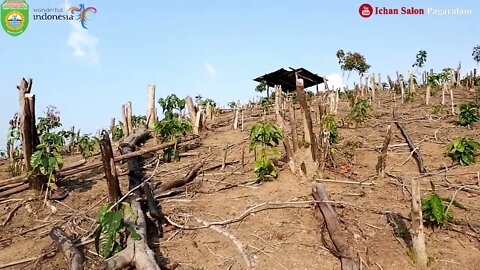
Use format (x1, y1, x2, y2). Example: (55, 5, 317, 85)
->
(1, 87, 480, 270)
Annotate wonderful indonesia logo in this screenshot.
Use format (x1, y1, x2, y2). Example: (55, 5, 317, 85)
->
(1, 0, 97, 36)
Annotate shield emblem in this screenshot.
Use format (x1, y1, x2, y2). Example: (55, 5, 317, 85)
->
(1, 0, 29, 36)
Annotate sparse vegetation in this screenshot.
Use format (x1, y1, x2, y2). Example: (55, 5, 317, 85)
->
(321, 115, 339, 144)
(445, 137, 480, 166)
(249, 123, 282, 182)
(154, 94, 192, 162)
(421, 183, 453, 228)
(30, 142, 64, 191)
(458, 101, 480, 126)
(95, 202, 141, 259)
(350, 97, 371, 125)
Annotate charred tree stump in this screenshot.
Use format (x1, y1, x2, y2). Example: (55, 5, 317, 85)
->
(49, 227, 84, 270)
(99, 131, 122, 201)
(312, 183, 359, 270)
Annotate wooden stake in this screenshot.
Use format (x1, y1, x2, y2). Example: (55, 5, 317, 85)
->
(233, 107, 240, 130)
(146, 85, 156, 129)
(194, 111, 203, 134)
(110, 118, 116, 133)
(425, 85, 430, 106)
(450, 87, 455, 115)
(221, 143, 228, 170)
(288, 98, 299, 153)
(375, 125, 392, 178)
(126, 102, 133, 135)
(121, 104, 128, 137)
(441, 83, 446, 105)
(409, 70, 415, 93)
(99, 131, 122, 202)
(411, 177, 428, 267)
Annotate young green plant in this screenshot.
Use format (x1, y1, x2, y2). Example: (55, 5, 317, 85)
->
(445, 137, 480, 166)
(95, 201, 141, 259)
(249, 123, 283, 183)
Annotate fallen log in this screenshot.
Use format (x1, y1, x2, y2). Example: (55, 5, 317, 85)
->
(393, 112, 427, 174)
(101, 130, 163, 269)
(49, 227, 84, 270)
(157, 162, 203, 193)
(312, 183, 359, 270)
(0, 183, 29, 199)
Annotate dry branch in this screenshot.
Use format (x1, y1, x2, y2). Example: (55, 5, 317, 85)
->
(393, 113, 427, 174)
(195, 217, 253, 269)
(49, 227, 84, 270)
(157, 162, 203, 193)
(312, 183, 359, 270)
(0, 183, 29, 199)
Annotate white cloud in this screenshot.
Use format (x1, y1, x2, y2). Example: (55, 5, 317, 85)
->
(65, 1, 99, 65)
(323, 73, 345, 90)
(204, 62, 217, 77)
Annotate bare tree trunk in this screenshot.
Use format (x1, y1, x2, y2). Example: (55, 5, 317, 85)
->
(110, 118, 116, 133)
(288, 99, 299, 153)
(194, 111, 203, 134)
(409, 70, 415, 93)
(185, 96, 196, 125)
(126, 102, 133, 135)
(99, 132, 122, 201)
(442, 83, 446, 105)
(425, 86, 430, 106)
(411, 177, 428, 267)
(146, 85, 156, 129)
(375, 125, 392, 178)
(121, 104, 129, 137)
(450, 87, 455, 115)
(296, 78, 319, 162)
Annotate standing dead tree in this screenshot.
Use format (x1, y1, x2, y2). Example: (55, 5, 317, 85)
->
(295, 77, 319, 163)
(393, 112, 428, 267)
(375, 125, 392, 178)
(312, 183, 359, 270)
(17, 78, 44, 190)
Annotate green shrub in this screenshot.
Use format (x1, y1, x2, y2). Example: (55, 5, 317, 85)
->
(350, 98, 371, 124)
(458, 101, 480, 126)
(445, 137, 480, 166)
(249, 123, 283, 183)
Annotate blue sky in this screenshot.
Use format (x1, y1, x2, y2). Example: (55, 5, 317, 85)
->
(1, 0, 478, 148)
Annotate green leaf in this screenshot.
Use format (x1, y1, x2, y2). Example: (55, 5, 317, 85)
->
(121, 202, 136, 219)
